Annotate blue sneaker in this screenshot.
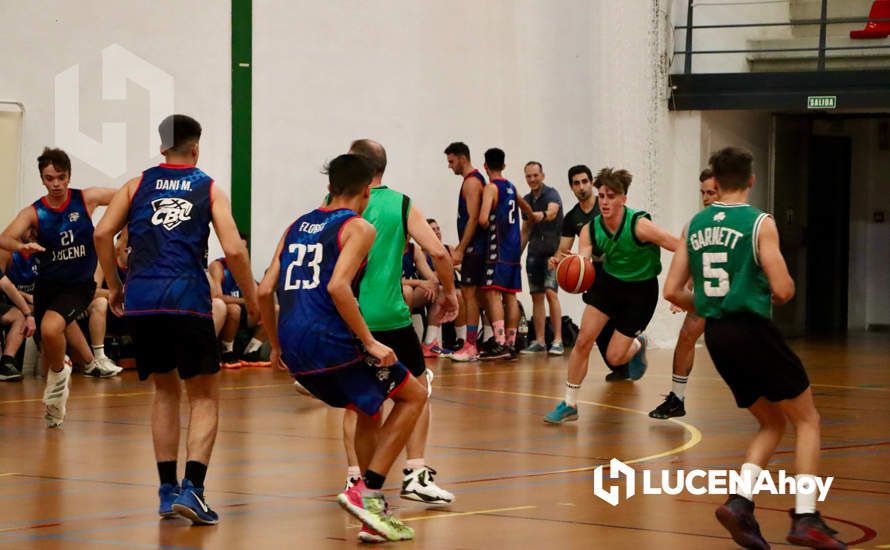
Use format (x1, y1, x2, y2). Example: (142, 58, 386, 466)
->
(520, 341, 546, 354)
(543, 401, 579, 424)
(172, 479, 219, 525)
(158, 483, 181, 518)
(548, 341, 565, 356)
(628, 335, 648, 380)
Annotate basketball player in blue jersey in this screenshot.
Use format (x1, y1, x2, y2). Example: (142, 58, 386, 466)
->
(209, 235, 268, 366)
(444, 142, 487, 361)
(478, 148, 533, 359)
(2, 147, 117, 427)
(259, 154, 427, 542)
(95, 114, 258, 525)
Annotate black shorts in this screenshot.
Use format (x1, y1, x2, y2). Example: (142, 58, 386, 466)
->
(128, 314, 220, 381)
(0, 302, 13, 318)
(582, 270, 658, 337)
(295, 360, 410, 417)
(34, 279, 96, 327)
(460, 252, 485, 287)
(704, 313, 810, 409)
(372, 325, 426, 377)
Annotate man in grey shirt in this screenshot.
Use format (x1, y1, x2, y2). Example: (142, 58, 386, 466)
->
(520, 161, 564, 355)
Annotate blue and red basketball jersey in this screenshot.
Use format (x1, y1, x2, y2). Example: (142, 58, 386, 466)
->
(486, 179, 521, 265)
(277, 208, 366, 376)
(7, 250, 38, 294)
(125, 164, 213, 317)
(457, 170, 487, 255)
(32, 188, 97, 283)
(215, 257, 241, 298)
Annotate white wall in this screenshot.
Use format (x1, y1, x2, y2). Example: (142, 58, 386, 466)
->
(0, 1, 230, 255)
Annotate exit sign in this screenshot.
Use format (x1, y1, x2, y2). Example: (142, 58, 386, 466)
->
(808, 95, 837, 109)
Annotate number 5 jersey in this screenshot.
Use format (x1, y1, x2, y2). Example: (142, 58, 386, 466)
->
(687, 202, 772, 319)
(125, 163, 213, 317)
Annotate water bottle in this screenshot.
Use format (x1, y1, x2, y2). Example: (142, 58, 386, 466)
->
(518, 314, 529, 350)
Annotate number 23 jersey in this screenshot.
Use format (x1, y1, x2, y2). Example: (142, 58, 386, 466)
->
(277, 208, 366, 375)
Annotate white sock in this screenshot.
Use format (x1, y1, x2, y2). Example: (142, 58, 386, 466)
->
(424, 325, 440, 345)
(795, 474, 818, 514)
(482, 324, 493, 341)
(565, 382, 581, 408)
(455, 325, 467, 341)
(347, 465, 361, 479)
(244, 337, 263, 354)
(411, 314, 424, 340)
(91, 345, 106, 360)
(222, 340, 234, 353)
(738, 462, 763, 501)
(406, 458, 425, 470)
(672, 375, 688, 400)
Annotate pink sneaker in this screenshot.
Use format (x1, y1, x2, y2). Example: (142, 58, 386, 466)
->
(337, 479, 414, 541)
(449, 342, 479, 362)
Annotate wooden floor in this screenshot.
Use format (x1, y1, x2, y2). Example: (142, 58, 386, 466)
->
(0, 332, 887, 549)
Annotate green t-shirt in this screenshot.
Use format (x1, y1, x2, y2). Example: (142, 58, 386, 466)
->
(590, 206, 661, 281)
(358, 186, 412, 331)
(687, 203, 772, 319)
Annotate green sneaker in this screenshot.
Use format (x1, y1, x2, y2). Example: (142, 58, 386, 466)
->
(338, 480, 414, 541)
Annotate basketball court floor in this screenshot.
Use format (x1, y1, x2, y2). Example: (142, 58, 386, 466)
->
(0, 332, 887, 548)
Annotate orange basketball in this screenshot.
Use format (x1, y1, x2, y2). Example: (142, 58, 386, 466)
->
(556, 255, 596, 294)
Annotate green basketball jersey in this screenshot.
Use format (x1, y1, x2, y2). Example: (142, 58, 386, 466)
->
(589, 206, 661, 281)
(358, 186, 412, 331)
(687, 203, 772, 319)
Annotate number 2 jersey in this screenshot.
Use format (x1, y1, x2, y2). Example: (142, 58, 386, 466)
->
(277, 208, 366, 376)
(125, 163, 213, 318)
(687, 202, 771, 319)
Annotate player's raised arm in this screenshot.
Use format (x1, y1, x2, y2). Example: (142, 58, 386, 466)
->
(83, 186, 120, 213)
(1, 208, 43, 255)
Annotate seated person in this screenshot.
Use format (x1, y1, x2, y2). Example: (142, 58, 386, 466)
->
(208, 233, 267, 366)
(422, 218, 467, 353)
(0, 267, 36, 381)
(83, 264, 124, 377)
(400, 240, 439, 346)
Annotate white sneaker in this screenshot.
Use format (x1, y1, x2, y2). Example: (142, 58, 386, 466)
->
(84, 357, 123, 378)
(44, 360, 72, 428)
(400, 466, 454, 504)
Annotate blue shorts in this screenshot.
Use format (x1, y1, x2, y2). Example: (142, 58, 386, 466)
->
(482, 261, 521, 293)
(526, 253, 558, 293)
(294, 359, 410, 416)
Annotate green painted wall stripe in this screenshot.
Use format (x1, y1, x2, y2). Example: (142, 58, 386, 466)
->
(231, 0, 252, 243)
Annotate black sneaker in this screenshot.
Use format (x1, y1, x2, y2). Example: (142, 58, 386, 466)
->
(649, 392, 686, 419)
(480, 342, 510, 360)
(715, 495, 770, 550)
(786, 509, 846, 549)
(0, 357, 22, 382)
(480, 337, 497, 354)
(507, 346, 519, 360)
(604, 365, 630, 382)
(450, 338, 465, 352)
(221, 351, 240, 367)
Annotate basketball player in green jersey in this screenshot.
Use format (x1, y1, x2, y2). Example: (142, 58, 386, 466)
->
(649, 168, 718, 419)
(341, 140, 459, 523)
(544, 168, 679, 424)
(665, 147, 845, 549)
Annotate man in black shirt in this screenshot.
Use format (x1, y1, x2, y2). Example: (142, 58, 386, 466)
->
(550, 165, 631, 380)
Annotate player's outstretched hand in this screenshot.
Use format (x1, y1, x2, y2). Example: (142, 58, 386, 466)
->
(438, 289, 459, 323)
(108, 287, 125, 317)
(270, 346, 288, 372)
(19, 242, 45, 255)
(366, 340, 397, 367)
(548, 251, 569, 271)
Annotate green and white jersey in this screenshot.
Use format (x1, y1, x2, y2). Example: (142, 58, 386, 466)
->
(589, 206, 661, 282)
(687, 203, 772, 319)
(357, 186, 413, 331)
